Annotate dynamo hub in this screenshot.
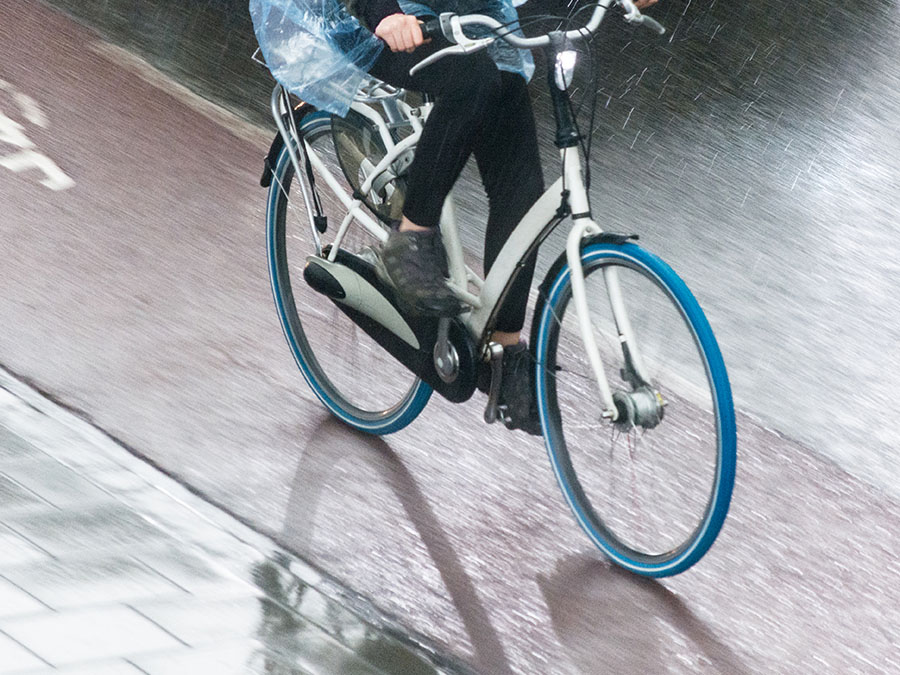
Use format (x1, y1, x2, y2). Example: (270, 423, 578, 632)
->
(612, 385, 666, 430)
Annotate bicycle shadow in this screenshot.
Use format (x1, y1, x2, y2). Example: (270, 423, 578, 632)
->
(280, 415, 515, 675)
(538, 553, 752, 675)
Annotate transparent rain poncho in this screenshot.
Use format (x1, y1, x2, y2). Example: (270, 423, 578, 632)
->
(250, 0, 383, 117)
(250, 0, 534, 117)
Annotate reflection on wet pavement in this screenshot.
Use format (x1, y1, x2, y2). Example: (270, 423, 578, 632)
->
(252, 553, 449, 674)
(0, 373, 464, 674)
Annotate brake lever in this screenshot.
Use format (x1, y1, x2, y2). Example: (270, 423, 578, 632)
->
(409, 13, 495, 76)
(409, 37, 494, 75)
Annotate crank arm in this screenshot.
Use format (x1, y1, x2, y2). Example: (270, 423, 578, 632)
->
(482, 342, 505, 423)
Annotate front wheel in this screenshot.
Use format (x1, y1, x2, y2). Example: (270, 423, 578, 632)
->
(533, 241, 736, 577)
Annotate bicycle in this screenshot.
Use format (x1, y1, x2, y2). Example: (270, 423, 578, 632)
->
(257, 0, 736, 577)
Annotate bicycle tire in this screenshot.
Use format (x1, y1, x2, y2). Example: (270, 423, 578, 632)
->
(533, 241, 736, 577)
(266, 112, 432, 434)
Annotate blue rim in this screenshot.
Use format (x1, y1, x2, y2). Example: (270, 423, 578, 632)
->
(535, 242, 736, 577)
(265, 114, 432, 435)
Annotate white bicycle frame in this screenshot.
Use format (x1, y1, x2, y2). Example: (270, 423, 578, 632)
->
(273, 0, 661, 421)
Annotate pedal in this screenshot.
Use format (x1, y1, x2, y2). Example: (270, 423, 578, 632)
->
(482, 342, 505, 424)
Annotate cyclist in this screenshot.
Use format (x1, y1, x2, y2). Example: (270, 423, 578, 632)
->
(253, 0, 657, 434)
(356, 0, 657, 434)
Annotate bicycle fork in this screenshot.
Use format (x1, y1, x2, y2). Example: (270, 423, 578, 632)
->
(561, 150, 657, 427)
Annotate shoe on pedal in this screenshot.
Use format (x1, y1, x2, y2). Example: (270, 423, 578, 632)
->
(376, 228, 462, 317)
(479, 342, 543, 436)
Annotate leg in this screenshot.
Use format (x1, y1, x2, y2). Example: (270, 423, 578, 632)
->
(473, 72, 545, 339)
(472, 72, 545, 433)
(370, 44, 503, 230)
(370, 45, 505, 315)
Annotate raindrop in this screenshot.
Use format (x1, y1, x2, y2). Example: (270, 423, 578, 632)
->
(831, 88, 845, 113)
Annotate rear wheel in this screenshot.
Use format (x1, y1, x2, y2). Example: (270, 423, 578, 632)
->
(266, 112, 431, 434)
(533, 241, 736, 576)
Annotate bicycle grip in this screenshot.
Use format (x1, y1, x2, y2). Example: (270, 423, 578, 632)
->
(419, 17, 443, 40)
(641, 15, 666, 35)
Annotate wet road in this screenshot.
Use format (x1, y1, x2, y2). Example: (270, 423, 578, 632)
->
(2, 0, 900, 673)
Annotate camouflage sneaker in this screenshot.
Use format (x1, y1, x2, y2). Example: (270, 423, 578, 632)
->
(376, 228, 462, 317)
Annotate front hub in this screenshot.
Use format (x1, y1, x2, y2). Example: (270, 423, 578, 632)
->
(612, 385, 665, 430)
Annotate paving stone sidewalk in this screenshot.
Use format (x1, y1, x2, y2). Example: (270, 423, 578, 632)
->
(0, 369, 464, 675)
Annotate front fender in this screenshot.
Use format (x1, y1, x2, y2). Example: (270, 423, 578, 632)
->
(528, 232, 639, 348)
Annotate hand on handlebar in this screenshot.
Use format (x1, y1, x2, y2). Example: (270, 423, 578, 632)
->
(375, 14, 429, 53)
(408, 0, 665, 75)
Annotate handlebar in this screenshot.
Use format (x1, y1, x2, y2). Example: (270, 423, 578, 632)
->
(411, 0, 665, 76)
(419, 17, 442, 41)
(619, 0, 665, 35)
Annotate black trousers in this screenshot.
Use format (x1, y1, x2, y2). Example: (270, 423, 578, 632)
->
(370, 43, 544, 333)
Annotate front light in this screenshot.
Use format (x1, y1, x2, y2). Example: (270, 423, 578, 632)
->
(554, 49, 578, 91)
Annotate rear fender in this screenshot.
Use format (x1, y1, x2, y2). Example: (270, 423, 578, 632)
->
(259, 103, 318, 187)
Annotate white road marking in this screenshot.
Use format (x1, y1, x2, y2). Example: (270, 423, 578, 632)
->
(0, 149, 76, 190)
(0, 111, 35, 149)
(14, 92, 49, 127)
(0, 84, 74, 190)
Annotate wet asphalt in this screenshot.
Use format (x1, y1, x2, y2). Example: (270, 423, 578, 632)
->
(1, 0, 899, 673)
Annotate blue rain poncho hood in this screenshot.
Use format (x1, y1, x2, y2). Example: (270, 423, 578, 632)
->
(250, 0, 534, 117)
